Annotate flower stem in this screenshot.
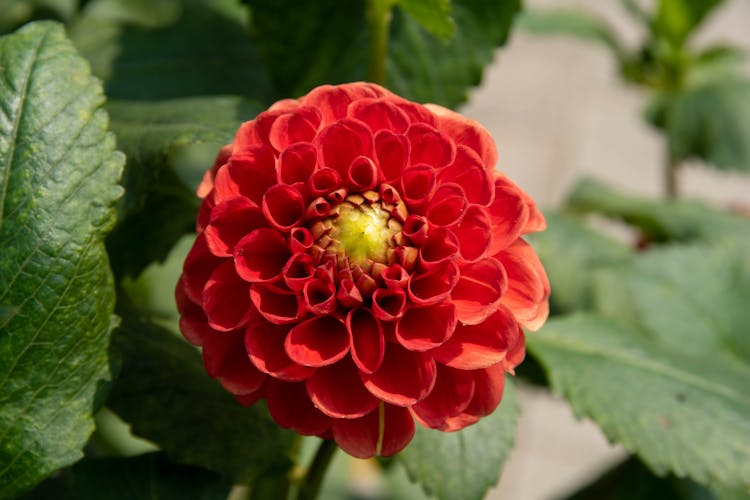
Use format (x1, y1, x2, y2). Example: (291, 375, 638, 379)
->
(366, 0, 394, 84)
(664, 149, 680, 199)
(294, 439, 338, 500)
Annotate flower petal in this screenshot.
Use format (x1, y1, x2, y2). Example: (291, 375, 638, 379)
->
(407, 123, 455, 168)
(202, 261, 255, 332)
(202, 331, 266, 396)
(175, 277, 214, 346)
(308, 167, 343, 197)
(427, 183, 467, 227)
(234, 228, 290, 283)
(332, 404, 415, 458)
(452, 258, 507, 325)
(431, 306, 518, 370)
(395, 302, 457, 351)
(307, 358, 380, 418)
(205, 197, 267, 257)
(419, 227, 459, 268)
(246, 321, 314, 380)
(262, 184, 305, 232)
(400, 164, 436, 212)
(489, 174, 530, 254)
(286, 316, 350, 367)
(425, 103, 498, 170)
(374, 130, 409, 183)
(250, 282, 305, 325)
(315, 118, 373, 178)
(411, 364, 475, 429)
(361, 344, 436, 406)
(495, 240, 550, 331)
(372, 287, 407, 321)
(407, 260, 459, 306)
(347, 308, 385, 374)
(181, 233, 222, 304)
(269, 107, 320, 151)
(454, 205, 492, 263)
(348, 98, 409, 134)
(266, 379, 332, 436)
(213, 146, 277, 205)
(438, 146, 493, 206)
(279, 142, 317, 185)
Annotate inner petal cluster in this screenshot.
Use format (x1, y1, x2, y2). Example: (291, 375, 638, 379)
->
(176, 82, 550, 459)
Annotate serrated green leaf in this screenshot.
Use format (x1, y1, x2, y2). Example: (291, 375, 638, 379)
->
(398, 379, 519, 500)
(23, 452, 230, 500)
(517, 9, 623, 54)
(0, 21, 123, 497)
(108, 306, 294, 482)
(69, 0, 276, 102)
(247, 0, 519, 108)
(528, 212, 632, 313)
(397, 0, 455, 40)
(105, 96, 261, 278)
(528, 314, 750, 490)
(594, 244, 750, 362)
(566, 177, 750, 247)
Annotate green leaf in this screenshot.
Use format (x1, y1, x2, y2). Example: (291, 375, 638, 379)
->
(655, 78, 750, 171)
(247, 0, 520, 108)
(517, 9, 623, 54)
(396, 0, 455, 40)
(653, 0, 723, 46)
(23, 452, 231, 500)
(69, 0, 276, 102)
(105, 96, 261, 277)
(528, 314, 750, 490)
(398, 379, 519, 500)
(0, 0, 78, 33)
(594, 244, 750, 362)
(528, 212, 632, 313)
(566, 177, 750, 247)
(79, 0, 182, 28)
(0, 21, 123, 497)
(108, 306, 294, 482)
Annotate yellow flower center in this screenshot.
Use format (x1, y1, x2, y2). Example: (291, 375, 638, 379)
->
(335, 203, 392, 265)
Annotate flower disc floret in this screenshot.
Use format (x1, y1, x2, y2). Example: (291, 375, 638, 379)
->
(177, 82, 550, 458)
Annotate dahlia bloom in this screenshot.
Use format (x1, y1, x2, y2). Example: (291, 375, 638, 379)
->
(176, 82, 549, 458)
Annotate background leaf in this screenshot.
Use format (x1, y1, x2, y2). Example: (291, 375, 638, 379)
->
(396, 0, 455, 40)
(398, 379, 519, 500)
(107, 306, 294, 483)
(517, 9, 623, 54)
(529, 314, 750, 491)
(23, 452, 230, 500)
(0, 21, 123, 497)
(652, 0, 723, 46)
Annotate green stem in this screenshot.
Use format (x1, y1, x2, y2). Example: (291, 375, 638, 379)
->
(366, 0, 394, 84)
(294, 440, 338, 500)
(664, 149, 680, 199)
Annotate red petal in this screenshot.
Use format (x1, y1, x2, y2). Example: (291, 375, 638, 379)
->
(427, 183, 467, 227)
(182, 233, 222, 304)
(303, 83, 387, 125)
(395, 302, 457, 351)
(306, 358, 380, 418)
(438, 146, 493, 206)
(266, 379, 332, 436)
(269, 107, 320, 152)
(381, 264, 409, 289)
(454, 205, 492, 262)
(202, 331, 266, 395)
(438, 365, 506, 432)
(202, 261, 255, 332)
(285, 316, 350, 367)
(205, 197, 267, 257)
(347, 308, 385, 374)
(495, 240, 550, 331)
(374, 130, 409, 183)
(232, 120, 262, 155)
(394, 100, 438, 127)
(372, 287, 407, 321)
(262, 184, 305, 232)
(489, 174, 530, 254)
(302, 277, 337, 315)
(431, 306, 518, 370)
(197, 144, 232, 198)
(175, 277, 214, 346)
(419, 227, 459, 268)
(308, 167, 343, 197)
(400, 164, 436, 212)
(411, 365, 475, 429)
(315, 118, 373, 179)
(279, 142, 317, 185)
(407, 123, 455, 169)
(246, 321, 314, 380)
(361, 343, 436, 406)
(347, 155, 378, 191)
(337, 278, 364, 308)
(289, 227, 314, 253)
(332, 404, 415, 458)
(233, 228, 290, 283)
(349, 98, 409, 134)
(402, 214, 428, 246)
(407, 260, 459, 306)
(250, 282, 305, 325)
(452, 258, 507, 325)
(521, 188, 546, 234)
(282, 252, 315, 292)
(214, 146, 277, 205)
(426, 104, 498, 170)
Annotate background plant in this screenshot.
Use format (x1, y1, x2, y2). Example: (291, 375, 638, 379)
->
(1, 0, 749, 499)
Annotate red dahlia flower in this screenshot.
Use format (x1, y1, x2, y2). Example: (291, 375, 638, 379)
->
(176, 82, 549, 458)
